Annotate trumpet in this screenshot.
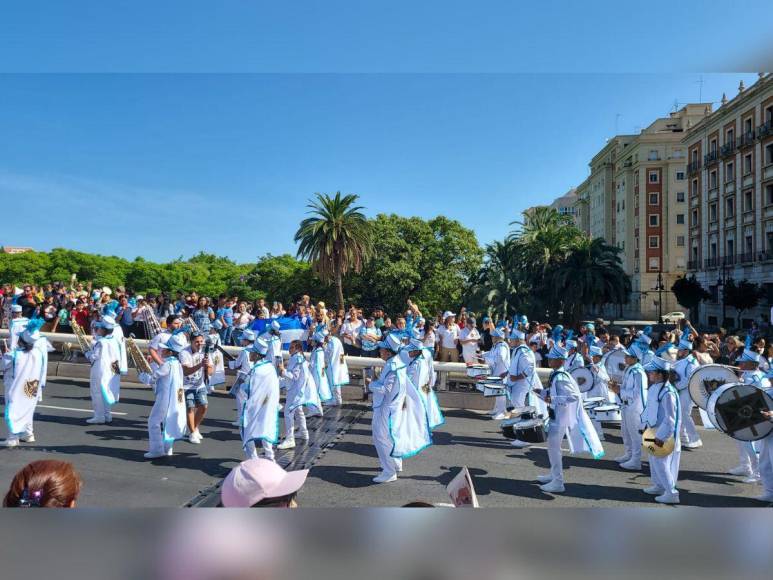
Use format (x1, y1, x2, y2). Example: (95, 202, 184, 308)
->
(140, 306, 163, 339)
(127, 334, 153, 374)
(181, 316, 199, 334)
(70, 318, 93, 354)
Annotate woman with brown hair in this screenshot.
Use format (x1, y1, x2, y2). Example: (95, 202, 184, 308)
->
(4, 460, 82, 508)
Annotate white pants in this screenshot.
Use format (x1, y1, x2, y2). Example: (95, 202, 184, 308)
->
(372, 407, 399, 477)
(678, 390, 700, 444)
(735, 440, 759, 474)
(758, 435, 773, 495)
(234, 387, 246, 422)
(245, 439, 275, 461)
(327, 386, 343, 406)
(649, 444, 681, 493)
(284, 406, 309, 441)
(621, 405, 644, 464)
(547, 422, 568, 484)
(508, 383, 530, 408)
(147, 400, 169, 455)
(491, 395, 507, 416)
(89, 377, 107, 420)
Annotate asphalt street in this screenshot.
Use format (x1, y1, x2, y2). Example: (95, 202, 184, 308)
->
(0, 378, 767, 507)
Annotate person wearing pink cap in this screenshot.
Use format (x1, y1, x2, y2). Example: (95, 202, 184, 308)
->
(221, 458, 308, 507)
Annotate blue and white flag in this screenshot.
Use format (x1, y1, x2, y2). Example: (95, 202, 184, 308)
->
(250, 316, 306, 349)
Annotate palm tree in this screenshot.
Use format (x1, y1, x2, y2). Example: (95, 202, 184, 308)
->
(294, 192, 373, 311)
(469, 240, 524, 319)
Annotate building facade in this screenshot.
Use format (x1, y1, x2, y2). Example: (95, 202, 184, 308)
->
(685, 73, 773, 329)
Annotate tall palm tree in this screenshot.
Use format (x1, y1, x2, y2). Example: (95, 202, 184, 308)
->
(294, 192, 373, 311)
(469, 240, 524, 319)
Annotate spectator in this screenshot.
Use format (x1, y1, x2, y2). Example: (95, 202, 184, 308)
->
(437, 312, 460, 362)
(216, 296, 235, 345)
(481, 317, 494, 352)
(422, 320, 437, 359)
(40, 295, 58, 331)
(16, 285, 39, 319)
(340, 309, 363, 356)
(192, 297, 215, 333)
(458, 316, 481, 364)
(115, 295, 135, 336)
(221, 458, 308, 508)
(233, 301, 255, 344)
(4, 460, 82, 508)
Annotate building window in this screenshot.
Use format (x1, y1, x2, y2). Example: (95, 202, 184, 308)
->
(648, 150, 659, 160)
(691, 209, 699, 226)
(745, 235, 754, 254)
(766, 143, 773, 166)
(710, 170, 717, 188)
(676, 170, 685, 181)
(710, 242, 717, 259)
(649, 192, 659, 205)
(744, 154, 753, 175)
(727, 128, 734, 144)
(691, 179, 698, 196)
(648, 214, 659, 227)
(744, 189, 754, 212)
(676, 235, 685, 246)
(767, 106, 773, 124)
(726, 195, 735, 217)
(766, 184, 773, 206)
(744, 117, 753, 135)
(649, 236, 659, 248)
(622, 199, 625, 210)
(649, 170, 659, 183)
(691, 150, 698, 164)
(709, 202, 717, 222)
(648, 257, 660, 271)
(691, 246, 699, 261)
(676, 213, 685, 224)
(726, 162, 734, 182)
(727, 239, 734, 256)
(676, 191, 685, 202)
(710, 139, 717, 155)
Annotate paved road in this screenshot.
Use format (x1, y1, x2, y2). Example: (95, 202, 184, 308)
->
(0, 379, 766, 507)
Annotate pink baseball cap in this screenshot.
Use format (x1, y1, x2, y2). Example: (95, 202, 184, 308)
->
(221, 458, 309, 507)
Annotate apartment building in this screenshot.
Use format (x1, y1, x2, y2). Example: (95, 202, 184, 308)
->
(685, 73, 773, 328)
(614, 104, 711, 320)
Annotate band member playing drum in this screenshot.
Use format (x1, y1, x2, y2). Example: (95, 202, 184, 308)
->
(641, 356, 681, 504)
(673, 334, 702, 449)
(564, 336, 584, 371)
(586, 345, 611, 440)
(613, 344, 648, 471)
(758, 402, 773, 503)
(482, 328, 510, 420)
(507, 328, 542, 448)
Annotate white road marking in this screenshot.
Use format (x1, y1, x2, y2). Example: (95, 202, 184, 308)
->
(37, 404, 127, 416)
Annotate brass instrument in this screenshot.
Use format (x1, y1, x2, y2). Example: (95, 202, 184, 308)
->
(140, 306, 162, 339)
(70, 318, 93, 355)
(127, 334, 153, 374)
(181, 316, 200, 334)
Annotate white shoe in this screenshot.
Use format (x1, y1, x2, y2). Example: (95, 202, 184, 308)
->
(188, 433, 202, 444)
(510, 439, 530, 448)
(231, 420, 241, 427)
(614, 454, 631, 463)
(540, 481, 565, 493)
(536, 474, 553, 483)
(277, 439, 296, 450)
(684, 440, 702, 449)
(755, 493, 773, 503)
(728, 465, 753, 477)
(620, 460, 642, 471)
(144, 451, 166, 459)
(104, 414, 113, 424)
(492, 413, 507, 420)
(2, 439, 19, 447)
(373, 473, 398, 484)
(165, 448, 174, 456)
(86, 416, 105, 424)
(20, 433, 35, 443)
(654, 492, 680, 505)
(643, 485, 665, 495)
(742, 474, 761, 484)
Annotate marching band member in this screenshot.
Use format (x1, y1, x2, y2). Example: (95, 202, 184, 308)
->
(586, 345, 611, 440)
(2, 318, 46, 447)
(310, 329, 333, 404)
(149, 315, 188, 367)
(758, 368, 773, 502)
(613, 344, 648, 471)
(85, 315, 122, 425)
(672, 334, 702, 449)
(103, 301, 128, 375)
(564, 334, 584, 371)
(277, 340, 322, 450)
(139, 333, 188, 459)
(7, 304, 27, 351)
(241, 338, 280, 461)
(507, 327, 542, 448)
(482, 328, 510, 420)
(537, 343, 603, 494)
(405, 338, 444, 430)
(641, 356, 682, 504)
(179, 333, 214, 445)
(229, 329, 256, 426)
(368, 333, 432, 484)
(633, 327, 654, 366)
(324, 328, 349, 406)
(261, 320, 283, 371)
(206, 322, 226, 389)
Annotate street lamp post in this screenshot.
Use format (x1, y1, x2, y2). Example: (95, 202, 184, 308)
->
(654, 270, 665, 324)
(717, 259, 727, 327)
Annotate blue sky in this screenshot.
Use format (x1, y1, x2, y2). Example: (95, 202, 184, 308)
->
(0, 73, 761, 262)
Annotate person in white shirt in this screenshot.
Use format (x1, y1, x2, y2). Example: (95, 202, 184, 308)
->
(149, 315, 188, 367)
(277, 340, 322, 450)
(340, 313, 363, 356)
(459, 317, 481, 364)
(482, 328, 510, 420)
(179, 333, 214, 445)
(437, 312, 460, 362)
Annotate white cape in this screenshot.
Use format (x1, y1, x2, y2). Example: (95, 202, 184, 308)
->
(281, 353, 323, 415)
(408, 349, 445, 430)
(3, 348, 44, 435)
(241, 359, 280, 449)
(310, 347, 332, 402)
(153, 358, 187, 443)
(325, 336, 350, 387)
(89, 335, 122, 406)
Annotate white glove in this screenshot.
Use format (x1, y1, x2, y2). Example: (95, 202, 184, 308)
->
(138, 372, 152, 385)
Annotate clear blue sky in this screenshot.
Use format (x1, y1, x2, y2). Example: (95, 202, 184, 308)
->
(0, 1, 768, 263)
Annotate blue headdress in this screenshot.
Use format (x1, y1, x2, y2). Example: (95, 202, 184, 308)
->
(745, 334, 752, 350)
(25, 317, 45, 334)
(551, 325, 563, 344)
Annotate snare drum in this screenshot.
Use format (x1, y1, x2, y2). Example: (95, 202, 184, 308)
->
(582, 396, 606, 410)
(511, 418, 548, 443)
(466, 364, 490, 378)
(479, 381, 507, 397)
(590, 404, 622, 423)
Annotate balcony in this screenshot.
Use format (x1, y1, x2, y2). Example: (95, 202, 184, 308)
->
(704, 151, 719, 167)
(722, 254, 736, 267)
(738, 131, 756, 149)
(687, 160, 701, 176)
(704, 257, 719, 269)
(737, 252, 755, 264)
(724, 179, 736, 194)
(720, 141, 736, 158)
(758, 120, 772, 139)
(687, 259, 699, 271)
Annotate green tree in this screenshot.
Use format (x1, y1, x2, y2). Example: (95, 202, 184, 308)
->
(294, 192, 374, 311)
(467, 240, 525, 321)
(244, 254, 329, 307)
(723, 278, 764, 328)
(671, 275, 710, 322)
(0, 251, 51, 285)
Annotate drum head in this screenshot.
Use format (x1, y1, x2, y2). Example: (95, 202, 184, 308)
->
(603, 350, 627, 382)
(510, 405, 536, 417)
(707, 382, 773, 442)
(688, 364, 738, 410)
(515, 418, 543, 429)
(570, 367, 595, 393)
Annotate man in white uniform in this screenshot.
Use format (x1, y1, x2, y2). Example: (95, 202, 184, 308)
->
(405, 338, 444, 430)
(482, 328, 510, 420)
(277, 340, 322, 450)
(241, 338, 280, 461)
(507, 328, 542, 448)
(615, 344, 648, 471)
(672, 334, 702, 449)
(85, 315, 122, 424)
(7, 305, 28, 351)
(757, 367, 773, 502)
(324, 331, 349, 406)
(229, 329, 256, 427)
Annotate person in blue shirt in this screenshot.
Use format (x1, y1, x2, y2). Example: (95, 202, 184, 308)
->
(217, 296, 235, 345)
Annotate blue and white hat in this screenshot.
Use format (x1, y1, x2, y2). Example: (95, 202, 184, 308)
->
(19, 318, 44, 345)
(517, 314, 528, 327)
(102, 300, 119, 315)
(407, 338, 424, 351)
(589, 345, 604, 357)
(247, 337, 269, 355)
(270, 320, 281, 331)
(737, 349, 762, 364)
(636, 326, 653, 347)
(491, 328, 506, 339)
(240, 329, 257, 343)
(97, 315, 118, 330)
(510, 328, 525, 340)
(312, 328, 329, 343)
(160, 333, 187, 353)
(11, 304, 22, 313)
(643, 356, 672, 372)
(677, 335, 693, 351)
(622, 344, 642, 360)
(547, 344, 569, 359)
(377, 333, 403, 353)
(565, 339, 578, 350)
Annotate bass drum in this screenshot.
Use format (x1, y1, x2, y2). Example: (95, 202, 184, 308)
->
(603, 350, 627, 383)
(570, 367, 595, 393)
(688, 364, 738, 410)
(706, 382, 773, 442)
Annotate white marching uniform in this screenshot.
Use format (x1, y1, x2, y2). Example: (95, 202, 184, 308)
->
(310, 345, 333, 403)
(619, 362, 648, 467)
(143, 356, 187, 455)
(228, 348, 252, 422)
(673, 354, 701, 445)
(735, 370, 772, 477)
(206, 332, 226, 389)
(324, 336, 349, 405)
(111, 324, 129, 375)
(2, 345, 45, 441)
(483, 341, 510, 417)
(641, 381, 681, 497)
(280, 352, 323, 443)
(86, 334, 122, 421)
(262, 333, 283, 368)
(565, 351, 584, 371)
(7, 317, 28, 351)
(241, 359, 280, 461)
(507, 344, 542, 408)
(585, 362, 612, 438)
(407, 347, 444, 430)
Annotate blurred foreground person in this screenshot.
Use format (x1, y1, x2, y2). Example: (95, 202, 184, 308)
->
(4, 460, 82, 507)
(221, 458, 308, 507)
